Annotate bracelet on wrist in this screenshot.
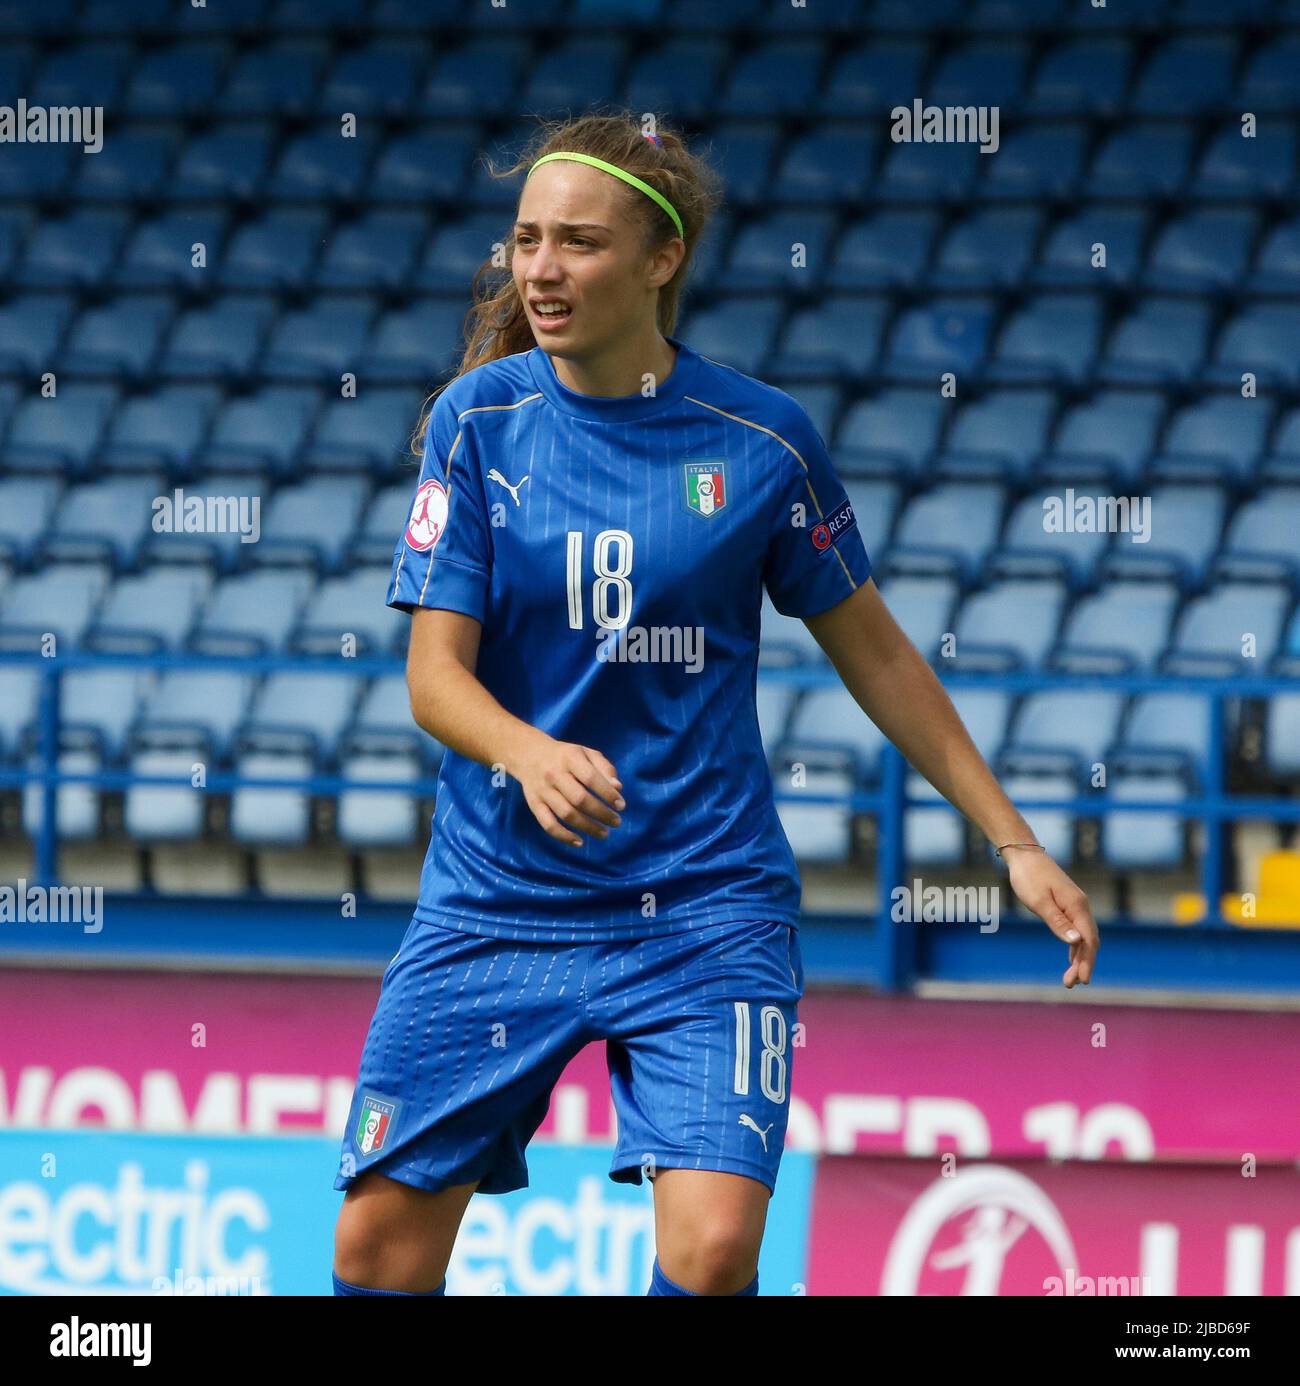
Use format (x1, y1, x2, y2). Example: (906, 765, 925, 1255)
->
(994, 842, 1045, 859)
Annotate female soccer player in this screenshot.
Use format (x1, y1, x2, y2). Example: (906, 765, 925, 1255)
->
(331, 113, 1099, 1298)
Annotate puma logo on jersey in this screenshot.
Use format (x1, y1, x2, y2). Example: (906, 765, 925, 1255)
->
(738, 1113, 774, 1152)
(487, 469, 530, 506)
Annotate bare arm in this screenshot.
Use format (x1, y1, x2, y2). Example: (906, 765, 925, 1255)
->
(803, 578, 1098, 986)
(405, 607, 624, 847)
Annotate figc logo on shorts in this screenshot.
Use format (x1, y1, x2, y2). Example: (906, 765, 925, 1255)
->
(684, 461, 727, 518)
(356, 1095, 398, 1155)
(405, 477, 448, 553)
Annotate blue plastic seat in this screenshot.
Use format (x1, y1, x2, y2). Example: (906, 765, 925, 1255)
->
(1152, 396, 1273, 484)
(137, 671, 257, 759)
(950, 688, 1013, 764)
(219, 210, 329, 290)
(1143, 209, 1258, 292)
(1058, 582, 1180, 671)
(939, 388, 1055, 479)
(904, 775, 965, 868)
(337, 754, 421, 847)
(880, 298, 996, 383)
(985, 294, 1102, 386)
(124, 750, 207, 841)
(773, 125, 876, 205)
(317, 39, 427, 117)
(318, 211, 428, 291)
(0, 478, 62, 564)
(115, 210, 230, 289)
(1121, 693, 1212, 770)
(1023, 36, 1133, 116)
(827, 210, 940, 291)
(254, 477, 368, 569)
(875, 575, 959, 662)
(891, 483, 1005, 580)
(931, 37, 1030, 107)
(87, 567, 213, 654)
(127, 42, 229, 116)
(0, 564, 110, 649)
(624, 38, 729, 123)
(716, 212, 838, 291)
(1167, 583, 1290, 672)
(371, 127, 476, 207)
(1032, 204, 1148, 289)
(62, 297, 175, 378)
(1203, 306, 1300, 393)
(61, 669, 148, 760)
(787, 685, 888, 782)
(1089, 123, 1195, 198)
(104, 386, 222, 472)
(190, 571, 314, 656)
(141, 472, 267, 570)
(705, 123, 782, 206)
(517, 36, 628, 113)
(31, 41, 133, 107)
(291, 567, 407, 656)
(1238, 32, 1300, 114)
(218, 39, 328, 117)
(1100, 774, 1186, 869)
(768, 298, 889, 381)
(951, 581, 1065, 669)
(171, 123, 276, 203)
(1096, 298, 1212, 388)
(354, 673, 418, 742)
(677, 296, 784, 376)
(308, 390, 419, 472)
(270, 131, 377, 202)
(1010, 691, 1126, 767)
(930, 207, 1044, 289)
(1191, 119, 1295, 202)
(875, 139, 983, 205)
(202, 387, 320, 474)
(75, 125, 181, 202)
(980, 121, 1088, 202)
(229, 752, 314, 846)
(417, 39, 526, 119)
(1219, 488, 1300, 581)
(997, 487, 1111, 584)
(44, 476, 165, 567)
(1046, 389, 1166, 486)
(367, 300, 465, 383)
(1248, 216, 1300, 296)
(262, 298, 375, 382)
(17, 210, 131, 289)
(4, 384, 120, 474)
(819, 38, 927, 116)
(1130, 33, 1238, 117)
(773, 758, 855, 866)
(841, 479, 900, 561)
(22, 750, 101, 842)
(0, 293, 75, 374)
(161, 297, 277, 379)
(243, 671, 362, 754)
(837, 389, 947, 478)
(719, 40, 826, 117)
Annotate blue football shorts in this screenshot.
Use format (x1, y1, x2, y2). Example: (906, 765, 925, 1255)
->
(334, 915, 804, 1197)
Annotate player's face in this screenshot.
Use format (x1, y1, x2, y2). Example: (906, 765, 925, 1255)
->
(512, 162, 663, 358)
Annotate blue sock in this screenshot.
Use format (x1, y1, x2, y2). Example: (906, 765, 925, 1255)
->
(332, 1270, 446, 1296)
(648, 1257, 758, 1296)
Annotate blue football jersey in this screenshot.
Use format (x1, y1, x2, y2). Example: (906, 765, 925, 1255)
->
(387, 334, 871, 941)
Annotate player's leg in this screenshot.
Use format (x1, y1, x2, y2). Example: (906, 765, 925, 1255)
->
(331, 918, 591, 1293)
(333, 1169, 478, 1294)
(649, 1169, 768, 1295)
(598, 918, 804, 1296)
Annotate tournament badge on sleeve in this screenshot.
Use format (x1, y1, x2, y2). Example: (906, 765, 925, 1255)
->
(684, 460, 727, 518)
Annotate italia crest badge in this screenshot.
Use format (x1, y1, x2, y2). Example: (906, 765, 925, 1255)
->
(355, 1094, 398, 1155)
(684, 461, 727, 518)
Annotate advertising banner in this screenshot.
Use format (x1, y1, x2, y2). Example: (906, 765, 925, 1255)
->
(807, 1156, 1300, 1296)
(0, 1131, 813, 1297)
(2, 969, 1296, 1164)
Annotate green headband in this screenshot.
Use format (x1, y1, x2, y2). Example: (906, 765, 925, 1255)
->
(527, 151, 684, 240)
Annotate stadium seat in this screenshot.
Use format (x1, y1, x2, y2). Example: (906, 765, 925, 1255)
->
(786, 686, 889, 783)
(1008, 690, 1126, 769)
(61, 669, 148, 761)
(290, 567, 408, 656)
(951, 580, 1066, 669)
(890, 483, 1005, 580)
(242, 671, 362, 756)
(250, 477, 369, 569)
(136, 671, 258, 760)
(190, 571, 314, 655)
(22, 750, 101, 842)
(1056, 581, 1180, 671)
(336, 753, 421, 847)
(905, 775, 965, 868)
(229, 752, 314, 846)
(1101, 774, 1187, 869)
(123, 749, 207, 841)
(86, 567, 213, 654)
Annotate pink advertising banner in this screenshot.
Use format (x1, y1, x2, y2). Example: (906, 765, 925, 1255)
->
(806, 1155, 1300, 1296)
(2, 970, 1297, 1164)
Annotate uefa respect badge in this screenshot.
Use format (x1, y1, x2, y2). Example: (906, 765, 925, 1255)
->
(355, 1094, 399, 1155)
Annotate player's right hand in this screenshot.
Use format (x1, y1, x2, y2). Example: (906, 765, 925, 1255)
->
(512, 735, 624, 847)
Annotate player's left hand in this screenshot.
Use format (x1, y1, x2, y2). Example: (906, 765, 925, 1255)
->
(1004, 849, 1099, 988)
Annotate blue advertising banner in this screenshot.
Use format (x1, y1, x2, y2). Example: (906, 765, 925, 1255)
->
(0, 1132, 812, 1296)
